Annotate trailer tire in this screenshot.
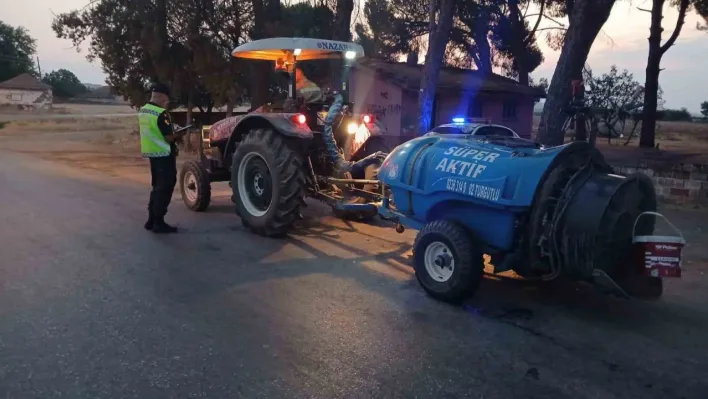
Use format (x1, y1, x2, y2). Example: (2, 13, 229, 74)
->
(413, 220, 484, 303)
(231, 128, 305, 237)
(180, 160, 211, 212)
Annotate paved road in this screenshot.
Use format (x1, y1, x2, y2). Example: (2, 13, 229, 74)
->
(1, 151, 707, 399)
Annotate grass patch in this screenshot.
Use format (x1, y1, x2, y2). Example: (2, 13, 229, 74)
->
(0, 121, 7, 130)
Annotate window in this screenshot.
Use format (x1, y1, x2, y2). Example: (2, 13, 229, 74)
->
(503, 100, 517, 120)
(468, 101, 483, 118)
(474, 126, 515, 137)
(10, 93, 23, 101)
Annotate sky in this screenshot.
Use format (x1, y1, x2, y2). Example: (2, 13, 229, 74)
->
(2, 0, 707, 113)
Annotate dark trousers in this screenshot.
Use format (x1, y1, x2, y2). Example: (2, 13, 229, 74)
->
(148, 156, 177, 220)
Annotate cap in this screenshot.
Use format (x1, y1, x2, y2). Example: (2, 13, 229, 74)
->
(150, 83, 170, 96)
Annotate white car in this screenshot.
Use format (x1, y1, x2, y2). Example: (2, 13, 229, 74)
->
(426, 117, 522, 138)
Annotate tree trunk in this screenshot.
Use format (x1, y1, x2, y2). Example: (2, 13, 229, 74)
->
(537, 0, 617, 145)
(640, 0, 664, 148)
(226, 97, 234, 117)
(508, 0, 529, 85)
(640, 0, 689, 148)
(473, 28, 492, 76)
(333, 0, 355, 41)
(418, 0, 455, 134)
(249, 0, 281, 110)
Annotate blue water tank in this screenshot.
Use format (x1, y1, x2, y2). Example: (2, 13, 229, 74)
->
(378, 134, 572, 251)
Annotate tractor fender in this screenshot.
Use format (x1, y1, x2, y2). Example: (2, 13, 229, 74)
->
(224, 113, 313, 169)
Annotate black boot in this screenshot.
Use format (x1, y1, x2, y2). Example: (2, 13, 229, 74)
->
(144, 215, 155, 230)
(152, 217, 178, 234)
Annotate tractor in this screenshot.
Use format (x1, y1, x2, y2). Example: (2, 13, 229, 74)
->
(179, 37, 391, 236)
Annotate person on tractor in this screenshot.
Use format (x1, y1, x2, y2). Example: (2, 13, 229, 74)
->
(294, 67, 323, 104)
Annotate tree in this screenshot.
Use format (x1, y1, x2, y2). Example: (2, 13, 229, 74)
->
(701, 101, 708, 117)
(248, 0, 284, 109)
(53, 0, 250, 112)
(418, 0, 455, 134)
(0, 21, 37, 81)
(333, 0, 355, 42)
(355, 0, 425, 61)
(530, 76, 549, 93)
(537, 0, 618, 146)
(638, 0, 691, 148)
(582, 65, 649, 112)
(497, 0, 565, 85)
(582, 65, 656, 140)
(53, 0, 172, 107)
(43, 69, 88, 98)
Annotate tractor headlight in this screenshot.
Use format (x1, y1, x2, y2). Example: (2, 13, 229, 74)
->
(347, 122, 359, 134)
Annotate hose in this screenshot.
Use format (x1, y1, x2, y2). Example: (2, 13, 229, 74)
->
(323, 94, 352, 173)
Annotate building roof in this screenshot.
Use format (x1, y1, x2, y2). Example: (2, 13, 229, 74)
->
(355, 58, 546, 98)
(0, 73, 52, 91)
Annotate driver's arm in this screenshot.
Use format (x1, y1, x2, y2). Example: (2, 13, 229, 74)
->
(157, 112, 180, 143)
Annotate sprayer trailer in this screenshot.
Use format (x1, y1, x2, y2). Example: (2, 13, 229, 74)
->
(377, 131, 682, 303)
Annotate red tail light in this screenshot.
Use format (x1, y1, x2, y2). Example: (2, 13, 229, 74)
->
(362, 114, 372, 124)
(292, 114, 306, 124)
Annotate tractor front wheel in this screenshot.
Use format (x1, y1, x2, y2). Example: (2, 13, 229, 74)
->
(413, 220, 485, 303)
(231, 128, 305, 237)
(180, 160, 211, 212)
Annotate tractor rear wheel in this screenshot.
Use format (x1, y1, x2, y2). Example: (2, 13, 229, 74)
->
(180, 160, 211, 212)
(231, 128, 305, 237)
(413, 220, 484, 303)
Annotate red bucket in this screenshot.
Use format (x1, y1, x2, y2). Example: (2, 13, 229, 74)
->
(632, 212, 686, 278)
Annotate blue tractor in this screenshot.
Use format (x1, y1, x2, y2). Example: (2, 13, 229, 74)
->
(378, 125, 660, 303)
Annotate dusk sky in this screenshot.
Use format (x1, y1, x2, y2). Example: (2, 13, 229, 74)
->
(3, 0, 707, 113)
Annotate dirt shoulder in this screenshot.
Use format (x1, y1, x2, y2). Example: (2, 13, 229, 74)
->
(0, 115, 199, 185)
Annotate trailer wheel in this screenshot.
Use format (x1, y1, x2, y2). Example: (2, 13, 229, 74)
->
(413, 220, 484, 303)
(180, 160, 211, 212)
(231, 128, 305, 237)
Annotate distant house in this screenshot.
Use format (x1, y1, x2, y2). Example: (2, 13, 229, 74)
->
(0, 73, 53, 108)
(349, 58, 546, 140)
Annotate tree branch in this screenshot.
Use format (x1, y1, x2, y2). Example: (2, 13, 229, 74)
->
(524, 0, 546, 46)
(660, 0, 689, 55)
(637, 7, 652, 13)
(534, 27, 567, 33)
(536, 13, 566, 27)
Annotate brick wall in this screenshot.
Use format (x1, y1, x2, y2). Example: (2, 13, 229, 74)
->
(613, 163, 708, 204)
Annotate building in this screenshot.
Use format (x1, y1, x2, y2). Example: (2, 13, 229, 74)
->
(0, 73, 53, 109)
(349, 58, 545, 141)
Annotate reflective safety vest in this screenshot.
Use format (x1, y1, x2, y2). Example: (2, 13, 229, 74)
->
(139, 103, 172, 158)
(296, 78, 323, 103)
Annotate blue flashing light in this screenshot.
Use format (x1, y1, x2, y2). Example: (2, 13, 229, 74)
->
(452, 117, 466, 123)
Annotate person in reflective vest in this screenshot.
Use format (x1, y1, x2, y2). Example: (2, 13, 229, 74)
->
(139, 83, 181, 233)
(294, 67, 323, 104)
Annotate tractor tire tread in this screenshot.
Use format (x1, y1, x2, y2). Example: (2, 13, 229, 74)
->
(232, 128, 305, 237)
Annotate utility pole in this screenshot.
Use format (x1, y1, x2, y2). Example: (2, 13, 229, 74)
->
(37, 56, 42, 77)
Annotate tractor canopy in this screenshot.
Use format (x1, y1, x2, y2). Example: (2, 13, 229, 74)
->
(232, 37, 365, 62)
(232, 37, 366, 112)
